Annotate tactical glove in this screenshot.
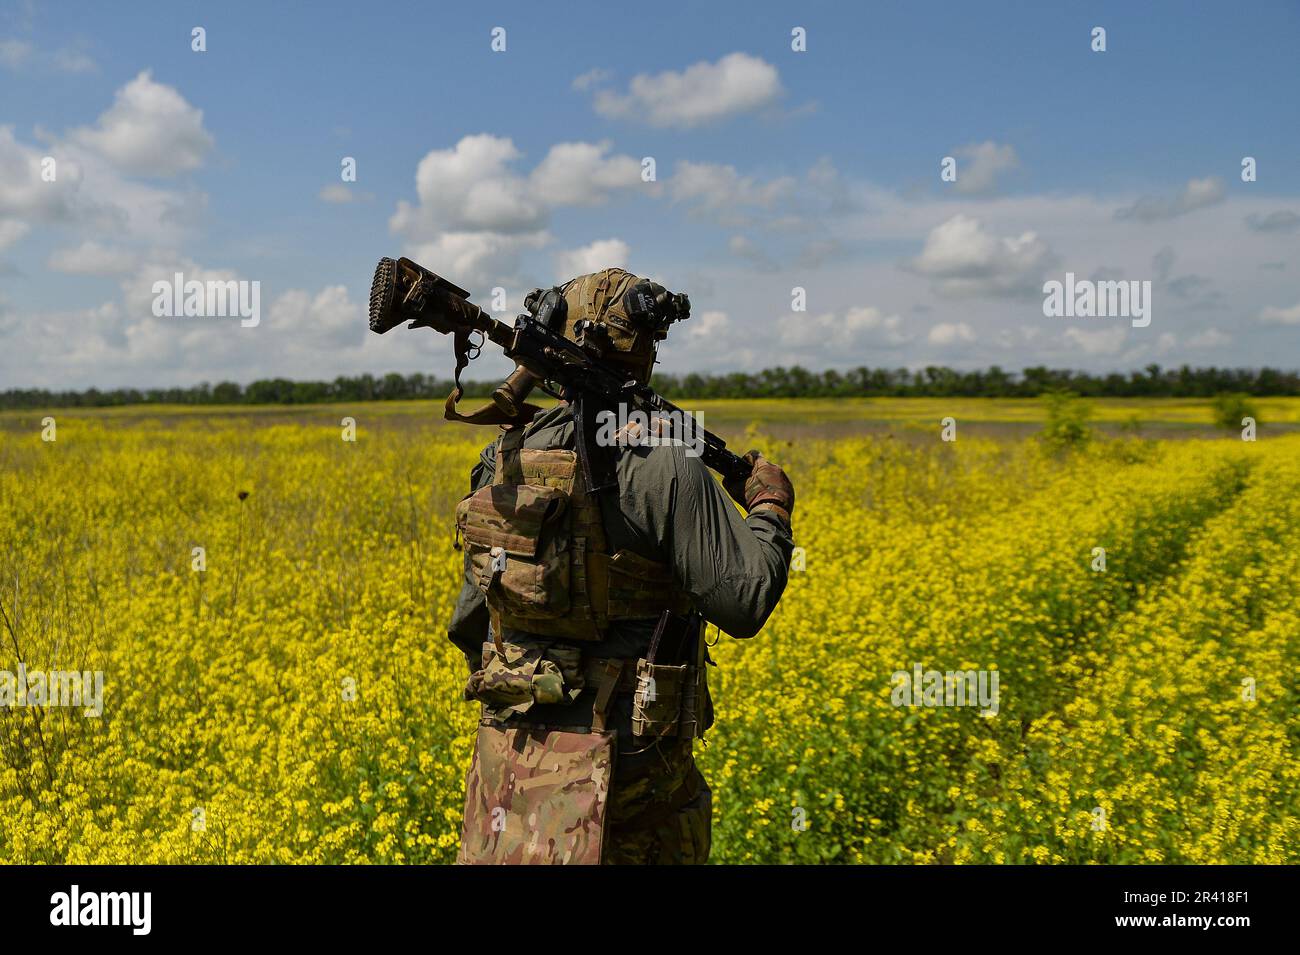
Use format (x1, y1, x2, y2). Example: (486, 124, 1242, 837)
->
(724, 450, 794, 524)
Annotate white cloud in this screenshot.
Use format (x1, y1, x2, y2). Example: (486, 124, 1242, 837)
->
(1187, 327, 1230, 348)
(47, 239, 137, 275)
(70, 70, 213, 177)
(391, 134, 544, 236)
(681, 309, 728, 341)
(907, 214, 1055, 298)
(927, 321, 976, 345)
(318, 183, 373, 204)
(389, 135, 647, 291)
(571, 68, 610, 91)
(406, 231, 550, 292)
(1115, 177, 1225, 222)
(952, 141, 1019, 195)
(671, 160, 793, 211)
(390, 135, 644, 239)
(319, 183, 353, 203)
(781, 307, 912, 350)
(1258, 302, 1300, 325)
(1064, 326, 1127, 355)
(529, 141, 642, 207)
(0, 125, 89, 225)
(554, 238, 630, 281)
(593, 53, 783, 128)
(266, 285, 361, 347)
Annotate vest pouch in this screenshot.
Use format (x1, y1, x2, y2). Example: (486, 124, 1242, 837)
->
(457, 483, 571, 619)
(464, 641, 585, 718)
(631, 659, 690, 739)
(607, 550, 677, 618)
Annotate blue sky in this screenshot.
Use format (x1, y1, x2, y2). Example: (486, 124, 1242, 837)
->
(1, 0, 1298, 388)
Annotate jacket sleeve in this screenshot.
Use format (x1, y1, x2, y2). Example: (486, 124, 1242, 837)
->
(662, 448, 794, 639)
(446, 438, 498, 671)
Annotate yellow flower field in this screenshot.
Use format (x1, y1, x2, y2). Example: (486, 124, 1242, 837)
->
(0, 400, 1296, 863)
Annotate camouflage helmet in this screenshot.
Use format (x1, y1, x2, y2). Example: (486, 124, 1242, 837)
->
(532, 268, 690, 384)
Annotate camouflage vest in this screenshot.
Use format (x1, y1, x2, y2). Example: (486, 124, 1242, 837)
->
(455, 423, 688, 642)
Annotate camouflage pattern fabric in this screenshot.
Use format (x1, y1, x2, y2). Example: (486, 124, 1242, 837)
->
(458, 723, 614, 865)
(604, 737, 711, 865)
(457, 724, 710, 865)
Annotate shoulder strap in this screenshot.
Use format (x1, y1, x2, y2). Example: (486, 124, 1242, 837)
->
(493, 425, 528, 485)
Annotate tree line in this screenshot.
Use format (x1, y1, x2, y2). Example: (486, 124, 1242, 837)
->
(2, 364, 1298, 410)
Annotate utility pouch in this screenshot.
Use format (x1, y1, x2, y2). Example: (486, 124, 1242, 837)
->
(458, 723, 614, 865)
(631, 659, 690, 738)
(464, 641, 584, 717)
(457, 483, 571, 619)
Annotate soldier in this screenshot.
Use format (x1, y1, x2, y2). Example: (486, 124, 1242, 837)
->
(447, 268, 794, 864)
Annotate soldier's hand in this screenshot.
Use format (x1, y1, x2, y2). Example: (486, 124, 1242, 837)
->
(725, 450, 795, 520)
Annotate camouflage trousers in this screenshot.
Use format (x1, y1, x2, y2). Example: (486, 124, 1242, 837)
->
(458, 722, 710, 865)
(604, 737, 711, 865)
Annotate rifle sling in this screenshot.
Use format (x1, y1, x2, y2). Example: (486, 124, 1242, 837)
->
(444, 328, 540, 425)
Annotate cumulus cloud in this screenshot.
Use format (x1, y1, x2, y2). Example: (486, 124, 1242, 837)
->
(927, 321, 976, 345)
(1, 274, 373, 389)
(392, 135, 645, 238)
(47, 239, 137, 275)
(389, 134, 646, 290)
(1257, 301, 1300, 325)
(571, 68, 610, 91)
(1114, 177, 1224, 222)
(0, 126, 91, 225)
(951, 141, 1019, 195)
(70, 70, 213, 177)
(266, 284, 362, 347)
(680, 308, 729, 342)
(405, 231, 550, 292)
(1187, 327, 1230, 348)
(906, 214, 1056, 299)
(592, 53, 783, 128)
(781, 306, 912, 350)
(529, 141, 642, 207)
(670, 160, 794, 217)
(554, 238, 630, 280)
(1064, 326, 1127, 355)
(391, 134, 544, 236)
(1, 119, 209, 260)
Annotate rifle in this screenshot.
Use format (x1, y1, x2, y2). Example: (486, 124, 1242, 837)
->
(368, 256, 754, 491)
